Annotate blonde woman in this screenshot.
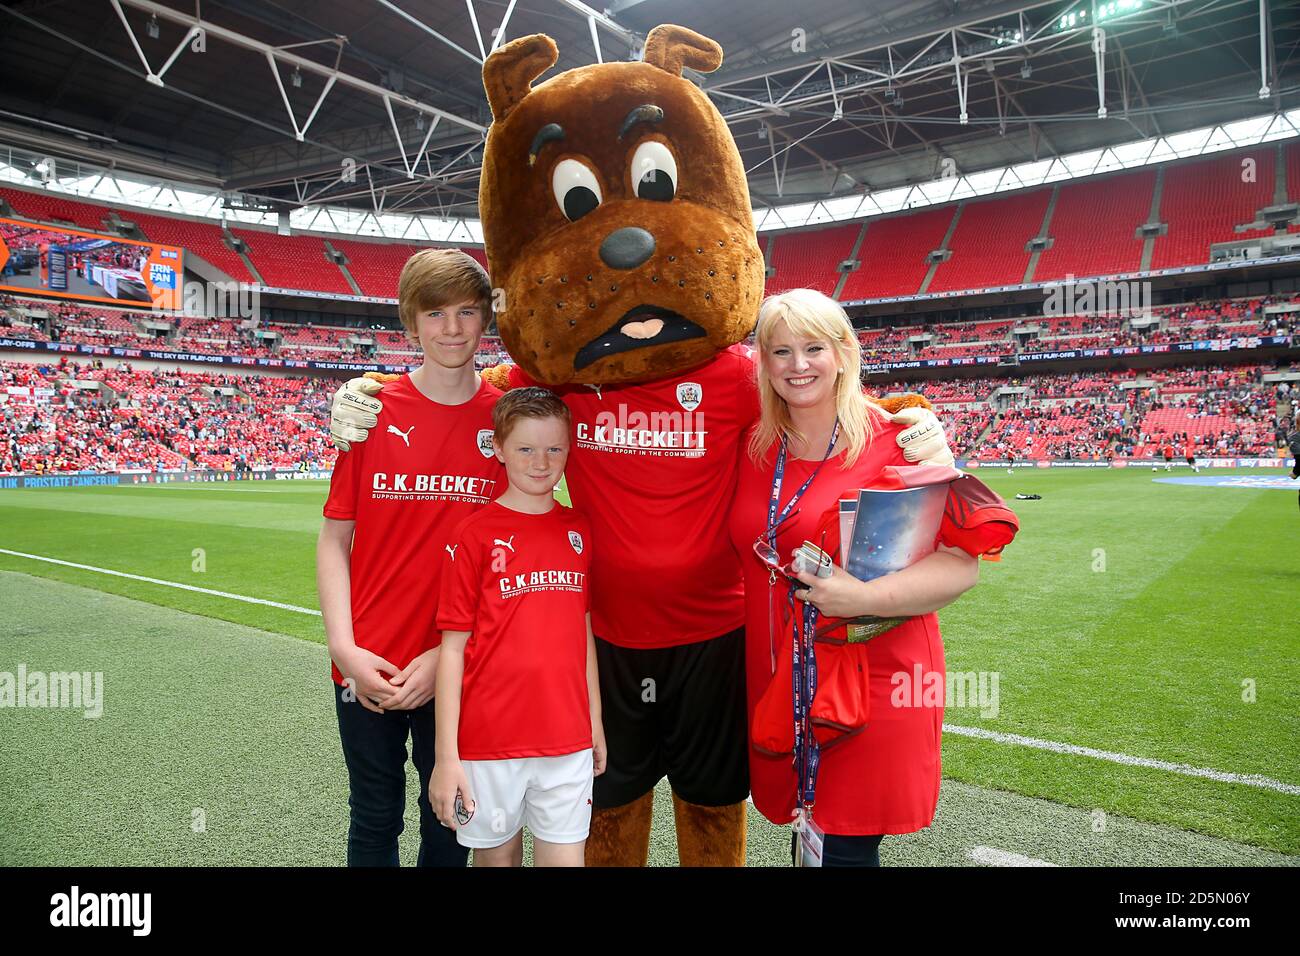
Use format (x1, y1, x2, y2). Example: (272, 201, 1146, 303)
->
(726, 289, 1016, 867)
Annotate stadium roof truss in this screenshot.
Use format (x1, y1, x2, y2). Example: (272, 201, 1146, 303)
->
(0, 0, 1294, 235)
(4, 105, 1296, 241)
(751, 107, 1300, 231)
(98, 0, 488, 193)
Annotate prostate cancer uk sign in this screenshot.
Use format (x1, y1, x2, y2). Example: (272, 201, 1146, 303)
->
(0, 216, 183, 311)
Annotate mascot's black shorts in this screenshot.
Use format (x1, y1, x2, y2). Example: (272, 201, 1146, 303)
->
(592, 627, 749, 810)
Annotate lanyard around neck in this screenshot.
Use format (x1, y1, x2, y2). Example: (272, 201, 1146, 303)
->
(766, 419, 841, 550)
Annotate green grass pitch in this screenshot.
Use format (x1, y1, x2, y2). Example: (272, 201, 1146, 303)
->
(1, 467, 1297, 865)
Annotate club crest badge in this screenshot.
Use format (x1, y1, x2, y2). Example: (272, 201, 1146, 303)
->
(568, 530, 584, 555)
(676, 381, 702, 412)
(476, 429, 494, 459)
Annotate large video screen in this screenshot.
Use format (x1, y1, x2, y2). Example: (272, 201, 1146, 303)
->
(0, 216, 184, 310)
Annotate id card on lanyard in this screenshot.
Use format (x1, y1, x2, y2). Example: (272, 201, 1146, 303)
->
(765, 420, 841, 674)
(794, 810, 825, 867)
(764, 421, 839, 843)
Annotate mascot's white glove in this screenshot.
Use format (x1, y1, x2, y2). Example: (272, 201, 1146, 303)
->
(891, 406, 955, 468)
(330, 378, 385, 452)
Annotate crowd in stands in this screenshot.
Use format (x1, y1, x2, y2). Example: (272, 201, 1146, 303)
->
(0, 296, 507, 369)
(4, 356, 1290, 475)
(975, 402, 1130, 461)
(2, 282, 1296, 473)
(1, 358, 336, 474)
(857, 295, 1297, 365)
(871, 362, 1295, 460)
(2, 289, 1292, 377)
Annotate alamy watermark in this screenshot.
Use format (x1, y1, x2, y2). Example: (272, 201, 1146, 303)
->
(49, 886, 150, 936)
(891, 665, 1000, 718)
(1043, 273, 1152, 319)
(0, 665, 103, 718)
(176, 280, 260, 319)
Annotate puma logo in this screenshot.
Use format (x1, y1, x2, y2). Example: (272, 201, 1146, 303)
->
(387, 424, 415, 447)
(445, 544, 458, 561)
(493, 536, 516, 553)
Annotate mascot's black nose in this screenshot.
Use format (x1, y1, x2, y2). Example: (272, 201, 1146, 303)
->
(599, 227, 656, 270)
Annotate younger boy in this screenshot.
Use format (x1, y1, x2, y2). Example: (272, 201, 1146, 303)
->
(318, 249, 504, 867)
(431, 388, 606, 866)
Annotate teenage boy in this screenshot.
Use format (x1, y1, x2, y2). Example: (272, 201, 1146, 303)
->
(431, 388, 606, 867)
(317, 249, 504, 867)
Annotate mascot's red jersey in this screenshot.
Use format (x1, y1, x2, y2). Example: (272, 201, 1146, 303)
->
(511, 345, 758, 648)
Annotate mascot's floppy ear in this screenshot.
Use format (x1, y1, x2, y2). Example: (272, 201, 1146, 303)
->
(642, 24, 723, 76)
(483, 33, 559, 122)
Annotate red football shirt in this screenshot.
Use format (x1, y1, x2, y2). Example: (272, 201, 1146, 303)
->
(437, 501, 593, 760)
(510, 344, 759, 648)
(322, 373, 504, 685)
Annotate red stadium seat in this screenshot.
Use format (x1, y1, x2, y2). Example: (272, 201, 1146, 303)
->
(927, 189, 1049, 293)
(231, 229, 353, 294)
(1034, 170, 1153, 282)
(839, 206, 956, 300)
(130, 211, 255, 283)
(0, 187, 113, 232)
(766, 224, 861, 296)
(1150, 149, 1276, 269)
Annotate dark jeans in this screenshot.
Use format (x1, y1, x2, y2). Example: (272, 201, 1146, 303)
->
(791, 830, 884, 867)
(334, 683, 468, 868)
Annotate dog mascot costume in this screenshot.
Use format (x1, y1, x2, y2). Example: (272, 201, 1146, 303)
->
(329, 24, 952, 866)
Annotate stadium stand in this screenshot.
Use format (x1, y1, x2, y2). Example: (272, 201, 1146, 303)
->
(130, 211, 256, 283)
(766, 223, 860, 296)
(927, 189, 1049, 293)
(329, 239, 425, 298)
(1034, 170, 1155, 282)
(1150, 148, 1277, 269)
(1288, 140, 1300, 217)
(230, 229, 353, 294)
(1, 187, 490, 295)
(4, 349, 1289, 474)
(4, 141, 1293, 302)
(839, 206, 955, 299)
(868, 360, 1294, 460)
(1, 359, 336, 474)
(0, 186, 112, 231)
(1, 293, 514, 369)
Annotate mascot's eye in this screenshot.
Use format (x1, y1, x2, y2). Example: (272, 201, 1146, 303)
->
(552, 159, 603, 221)
(631, 141, 677, 201)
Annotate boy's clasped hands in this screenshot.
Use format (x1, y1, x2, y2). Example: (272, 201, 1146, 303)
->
(336, 646, 439, 714)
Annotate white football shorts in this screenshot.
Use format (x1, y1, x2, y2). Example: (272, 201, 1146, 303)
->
(457, 749, 594, 848)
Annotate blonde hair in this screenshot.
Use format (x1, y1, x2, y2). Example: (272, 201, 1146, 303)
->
(748, 288, 888, 468)
(397, 248, 492, 338)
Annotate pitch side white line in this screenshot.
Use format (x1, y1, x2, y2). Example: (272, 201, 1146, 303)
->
(3, 548, 1298, 796)
(969, 846, 1057, 867)
(0, 548, 321, 616)
(944, 723, 1300, 796)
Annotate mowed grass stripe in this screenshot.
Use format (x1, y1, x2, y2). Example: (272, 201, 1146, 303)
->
(4, 571, 1292, 867)
(0, 503, 324, 641)
(1, 471, 1296, 853)
(0, 483, 331, 534)
(0, 548, 321, 615)
(7, 545, 1294, 794)
(944, 482, 1291, 776)
(904, 470, 1300, 853)
(942, 728, 1300, 854)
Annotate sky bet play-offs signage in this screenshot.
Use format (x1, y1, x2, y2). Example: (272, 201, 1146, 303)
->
(0, 217, 183, 310)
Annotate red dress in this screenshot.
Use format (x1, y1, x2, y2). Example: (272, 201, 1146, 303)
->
(727, 419, 989, 836)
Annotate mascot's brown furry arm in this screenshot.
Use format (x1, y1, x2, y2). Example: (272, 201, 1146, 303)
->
(338, 24, 942, 866)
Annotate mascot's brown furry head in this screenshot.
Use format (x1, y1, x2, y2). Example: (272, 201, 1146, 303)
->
(479, 25, 764, 387)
